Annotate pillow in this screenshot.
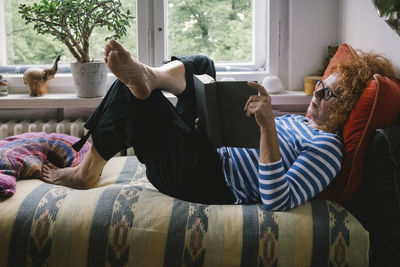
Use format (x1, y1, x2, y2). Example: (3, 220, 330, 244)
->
(0, 132, 90, 197)
(308, 43, 400, 202)
(306, 43, 358, 114)
(321, 43, 358, 81)
(318, 74, 400, 202)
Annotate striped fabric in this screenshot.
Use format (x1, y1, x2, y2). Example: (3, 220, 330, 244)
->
(218, 115, 343, 211)
(0, 156, 369, 266)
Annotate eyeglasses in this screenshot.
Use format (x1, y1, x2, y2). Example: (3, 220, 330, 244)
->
(315, 80, 338, 101)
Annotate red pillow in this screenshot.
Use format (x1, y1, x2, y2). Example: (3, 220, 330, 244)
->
(318, 74, 400, 202)
(308, 43, 400, 202)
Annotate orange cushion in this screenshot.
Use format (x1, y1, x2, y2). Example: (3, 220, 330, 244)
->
(321, 43, 358, 81)
(306, 43, 358, 115)
(308, 43, 400, 202)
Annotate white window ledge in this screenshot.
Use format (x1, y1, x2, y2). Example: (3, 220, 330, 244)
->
(0, 91, 311, 110)
(0, 93, 103, 109)
(1, 72, 312, 110)
(4, 72, 272, 93)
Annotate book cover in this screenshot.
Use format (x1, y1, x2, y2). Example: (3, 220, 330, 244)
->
(193, 74, 260, 148)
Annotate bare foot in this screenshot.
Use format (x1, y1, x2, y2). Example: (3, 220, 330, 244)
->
(41, 161, 99, 189)
(104, 39, 158, 99)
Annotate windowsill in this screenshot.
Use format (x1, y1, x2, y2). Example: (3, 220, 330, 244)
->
(1, 71, 312, 110)
(0, 91, 311, 109)
(4, 71, 272, 93)
(0, 93, 103, 109)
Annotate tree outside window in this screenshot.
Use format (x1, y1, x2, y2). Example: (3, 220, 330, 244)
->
(4, 0, 252, 66)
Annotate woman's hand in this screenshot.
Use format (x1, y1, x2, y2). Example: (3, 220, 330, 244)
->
(244, 81, 274, 129)
(245, 81, 280, 163)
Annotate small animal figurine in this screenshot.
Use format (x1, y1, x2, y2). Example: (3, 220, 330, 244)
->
(23, 55, 61, 96)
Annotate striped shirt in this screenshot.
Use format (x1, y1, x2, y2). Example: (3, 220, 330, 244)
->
(217, 115, 343, 211)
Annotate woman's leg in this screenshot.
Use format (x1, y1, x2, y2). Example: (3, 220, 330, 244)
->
(42, 145, 106, 189)
(42, 40, 235, 205)
(126, 55, 234, 204)
(41, 40, 189, 188)
(104, 39, 187, 98)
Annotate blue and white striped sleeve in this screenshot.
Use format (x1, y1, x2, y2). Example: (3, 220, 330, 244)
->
(258, 137, 343, 211)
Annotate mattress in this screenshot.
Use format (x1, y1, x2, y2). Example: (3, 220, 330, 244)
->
(0, 156, 369, 266)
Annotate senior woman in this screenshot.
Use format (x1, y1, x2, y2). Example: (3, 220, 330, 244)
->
(41, 40, 395, 211)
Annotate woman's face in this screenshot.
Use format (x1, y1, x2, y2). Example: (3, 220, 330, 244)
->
(307, 72, 339, 128)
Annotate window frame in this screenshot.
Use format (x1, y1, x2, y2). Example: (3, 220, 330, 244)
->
(0, 0, 7, 66)
(139, 0, 268, 69)
(0, 0, 281, 92)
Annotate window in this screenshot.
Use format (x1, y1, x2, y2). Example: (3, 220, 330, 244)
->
(167, 0, 252, 64)
(1, 0, 136, 67)
(146, 0, 267, 70)
(0, 0, 276, 89)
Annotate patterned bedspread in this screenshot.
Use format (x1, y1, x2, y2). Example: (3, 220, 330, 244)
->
(0, 156, 369, 267)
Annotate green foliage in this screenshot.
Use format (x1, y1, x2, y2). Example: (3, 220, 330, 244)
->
(6, 0, 252, 65)
(374, 0, 400, 16)
(373, 0, 400, 35)
(18, 0, 134, 62)
(168, 0, 252, 62)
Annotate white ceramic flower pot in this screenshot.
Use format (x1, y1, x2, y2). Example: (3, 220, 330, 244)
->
(70, 61, 108, 98)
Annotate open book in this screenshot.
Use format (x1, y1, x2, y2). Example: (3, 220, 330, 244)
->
(193, 74, 260, 148)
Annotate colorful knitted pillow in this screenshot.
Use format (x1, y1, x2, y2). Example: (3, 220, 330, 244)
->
(0, 132, 90, 197)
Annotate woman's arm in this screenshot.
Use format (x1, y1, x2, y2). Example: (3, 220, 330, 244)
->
(257, 139, 342, 210)
(244, 82, 342, 210)
(245, 81, 288, 210)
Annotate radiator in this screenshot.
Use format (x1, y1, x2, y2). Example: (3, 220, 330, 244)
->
(0, 119, 88, 140)
(0, 119, 135, 156)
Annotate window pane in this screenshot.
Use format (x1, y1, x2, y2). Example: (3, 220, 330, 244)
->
(167, 0, 252, 63)
(4, 0, 136, 66)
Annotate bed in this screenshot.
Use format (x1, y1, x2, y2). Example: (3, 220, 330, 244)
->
(0, 156, 369, 267)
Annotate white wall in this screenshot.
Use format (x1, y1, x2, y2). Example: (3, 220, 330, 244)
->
(283, 0, 339, 91)
(282, 0, 400, 91)
(339, 0, 400, 78)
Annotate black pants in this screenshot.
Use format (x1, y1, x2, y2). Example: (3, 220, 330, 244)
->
(76, 55, 235, 205)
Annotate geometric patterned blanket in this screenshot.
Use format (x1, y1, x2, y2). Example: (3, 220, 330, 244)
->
(0, 156, 369, 266)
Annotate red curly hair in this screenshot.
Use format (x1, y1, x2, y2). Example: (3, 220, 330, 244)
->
(321, 51, 395, 133)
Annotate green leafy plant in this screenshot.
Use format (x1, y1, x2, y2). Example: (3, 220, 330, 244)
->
(18, 0, 133, 62)
(373, 0, 400, 35)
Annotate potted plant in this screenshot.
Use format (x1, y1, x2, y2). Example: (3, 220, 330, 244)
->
(18, 0, 133, 97)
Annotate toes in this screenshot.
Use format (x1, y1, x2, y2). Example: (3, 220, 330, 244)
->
(42, 164, 50, 174)
(104, 44, 111, 63)
(46, 161, 58, 170)
(40, 172, 62, 185)
(105, 43, 111, 54)
(109, 39, 125, 52)
(40, 175, 52, 184)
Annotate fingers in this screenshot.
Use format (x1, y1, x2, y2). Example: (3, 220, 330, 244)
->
(248, 81, 268, 96)
(244, 95, 265, 118)
(245, 101, 259, 117)
(244, 94, 261, 112)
